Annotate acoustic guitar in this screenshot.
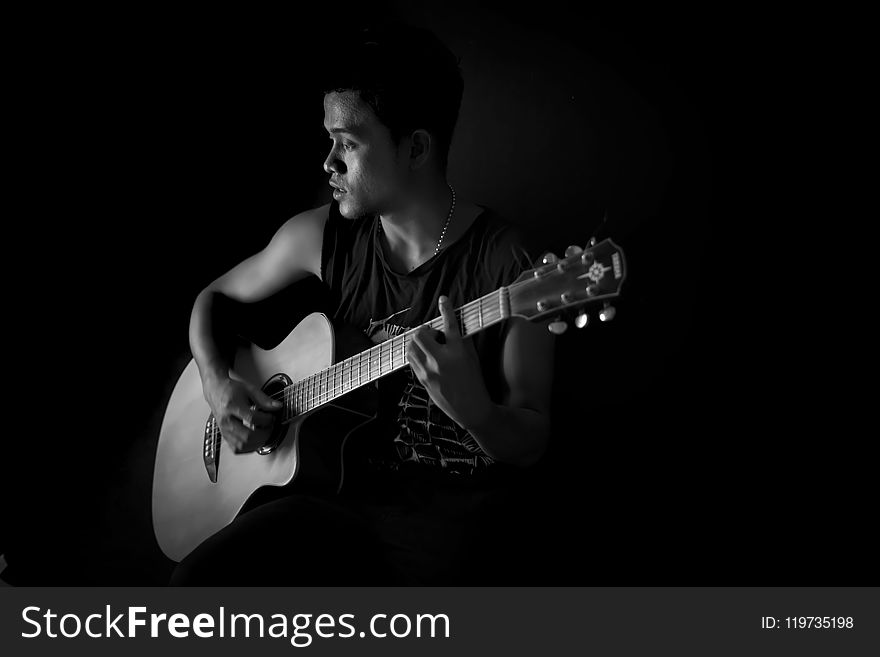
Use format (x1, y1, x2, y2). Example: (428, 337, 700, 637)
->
(152, 239, 626, 561)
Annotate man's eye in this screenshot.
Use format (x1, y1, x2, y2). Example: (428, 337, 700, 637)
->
(328, 138, 356, 152)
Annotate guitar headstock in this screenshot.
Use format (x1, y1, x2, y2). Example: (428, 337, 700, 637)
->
(509, 239, 626, 332)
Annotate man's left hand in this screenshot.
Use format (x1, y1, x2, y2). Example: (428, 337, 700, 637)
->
(407, 295, 493, 431)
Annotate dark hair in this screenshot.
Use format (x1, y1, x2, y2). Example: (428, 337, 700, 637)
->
(323, 22, 464, 171)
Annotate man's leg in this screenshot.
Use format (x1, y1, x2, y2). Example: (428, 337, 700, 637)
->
(169, 493, 390, 586)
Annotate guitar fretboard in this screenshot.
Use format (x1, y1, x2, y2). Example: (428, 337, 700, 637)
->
(277, 287, 511, 422)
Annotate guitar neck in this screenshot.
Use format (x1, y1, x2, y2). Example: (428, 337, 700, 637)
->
(276, 287, 512, 423)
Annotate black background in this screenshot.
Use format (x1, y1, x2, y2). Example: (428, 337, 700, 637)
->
(2, 4, 866, 585)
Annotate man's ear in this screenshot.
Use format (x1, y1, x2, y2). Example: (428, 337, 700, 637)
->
(408, 129, 432, 170)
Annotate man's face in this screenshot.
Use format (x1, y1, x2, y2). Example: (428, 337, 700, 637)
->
(323, 91, 407, 219)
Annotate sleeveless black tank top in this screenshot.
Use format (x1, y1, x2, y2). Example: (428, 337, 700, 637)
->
(320, 200, 534, 478)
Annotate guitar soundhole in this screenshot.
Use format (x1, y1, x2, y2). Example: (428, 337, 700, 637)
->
(256, 373, 292, 456)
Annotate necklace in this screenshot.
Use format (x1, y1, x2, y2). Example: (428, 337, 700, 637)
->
(378, 184, 456, 257)
(433, 183, 456, 255)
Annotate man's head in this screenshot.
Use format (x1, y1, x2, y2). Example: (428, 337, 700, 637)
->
(322, 23, 463, 218)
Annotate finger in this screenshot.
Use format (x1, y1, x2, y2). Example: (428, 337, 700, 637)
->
(220, 420, 247, 446)
(247, 384, 283, 411)
(249, 410, 275, 429)
(439, 295, 460, 341)
(230, 403, 256, 425)
(240, 409, 274, 430)
(407, 345, 427, 383)
(410, 329, 438, 367)
(408, 338, 426, 366)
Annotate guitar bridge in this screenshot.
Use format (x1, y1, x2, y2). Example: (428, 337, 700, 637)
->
(203, 415, 220, 483)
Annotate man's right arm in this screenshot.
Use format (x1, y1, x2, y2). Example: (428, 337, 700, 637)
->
(188, 204, 329, 452)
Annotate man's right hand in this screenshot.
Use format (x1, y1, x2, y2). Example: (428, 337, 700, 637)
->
(202, 374, 283, 453)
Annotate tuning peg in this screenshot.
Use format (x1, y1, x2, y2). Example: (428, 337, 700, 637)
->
(564, 244, 583, 257)
(548, 318, 568, 335)
(541, 252, 558, 265)
(599, 302, 616, 322)
(574, 312, 589, 328)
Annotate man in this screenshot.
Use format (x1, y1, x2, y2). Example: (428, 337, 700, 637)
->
(172, 23, 555, 585)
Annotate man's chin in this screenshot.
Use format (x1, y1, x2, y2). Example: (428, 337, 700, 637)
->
(337, 197, 371, 220)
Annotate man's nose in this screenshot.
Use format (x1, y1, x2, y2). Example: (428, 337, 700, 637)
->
(323, 150, 345, 175)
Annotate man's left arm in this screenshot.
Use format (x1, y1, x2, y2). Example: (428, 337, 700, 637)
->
(408, 296, 555, 467)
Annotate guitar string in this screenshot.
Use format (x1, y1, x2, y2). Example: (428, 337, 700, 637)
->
(264, 296, 503, 407)
(203, 298, 508, 439)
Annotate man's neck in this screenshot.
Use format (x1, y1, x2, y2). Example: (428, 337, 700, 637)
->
(378, 179, 454, 267)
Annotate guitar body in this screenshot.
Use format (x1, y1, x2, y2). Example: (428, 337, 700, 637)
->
(152, 313, 379, 562)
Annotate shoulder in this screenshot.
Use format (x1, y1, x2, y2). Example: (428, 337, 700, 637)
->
(275, 203, 331, 244)
(464, 203, 527, 249)
(261, 203, 331, 280)
(469, 204, 535, 278)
